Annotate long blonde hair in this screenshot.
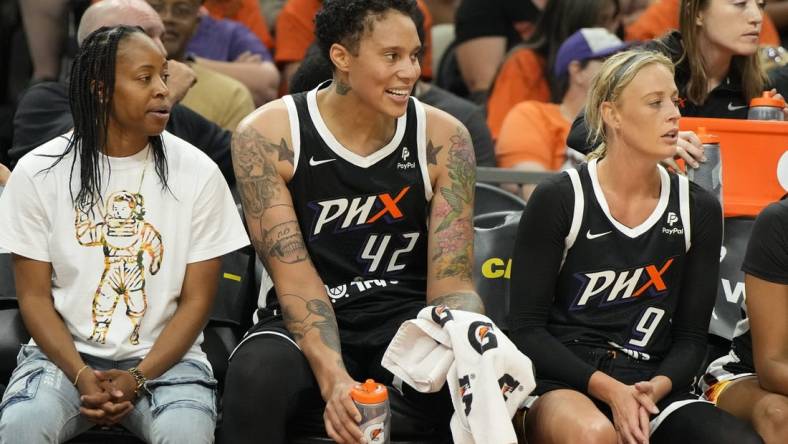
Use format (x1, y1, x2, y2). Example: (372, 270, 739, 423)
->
(679, 0, 766, 105)
(585, 49, 675, 160)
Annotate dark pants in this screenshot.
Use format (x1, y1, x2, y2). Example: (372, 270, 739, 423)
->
(220, 315, 452, 444)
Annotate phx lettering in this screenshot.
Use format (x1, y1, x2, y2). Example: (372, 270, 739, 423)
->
(308, 186, 411, 237)
(571, 257, 675, 309)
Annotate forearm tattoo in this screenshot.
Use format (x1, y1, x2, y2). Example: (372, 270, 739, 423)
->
(430, 291, 485, 314)
(262, 221, 309, 264)
(432, 127, 476, 281)
(279, 293, 342, 354)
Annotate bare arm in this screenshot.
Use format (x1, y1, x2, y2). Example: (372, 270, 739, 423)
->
(135, 258, 220, 380)
(14, 255, 85, 383)
(13, 255, 122, 422)
(455, 37, 507, 97)
(746, 274, 788, 396)
(425, 112, 484, 314)
(195, 57, 280, 106)
(0, 162, 9, 186)
(232, 108, 362, 443)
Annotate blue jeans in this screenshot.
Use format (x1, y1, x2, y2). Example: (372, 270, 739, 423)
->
(0, 345, 217, 444)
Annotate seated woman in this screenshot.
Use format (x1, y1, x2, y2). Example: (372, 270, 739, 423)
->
(0, 26, 248, 443)
(496, 27, 627, 199)
(508, 49, 761, 444)
(486, 0, 620, 140)
(701, 196, 788, 443)
(568, 0, 788, 161)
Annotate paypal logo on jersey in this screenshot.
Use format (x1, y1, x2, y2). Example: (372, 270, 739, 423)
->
(570, 257, 675, 309)
(308, 186, 411, 236)
(662, 211, 684, 236)
(398, 147, 415, 170)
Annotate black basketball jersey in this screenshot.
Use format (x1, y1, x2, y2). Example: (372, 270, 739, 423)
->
(550, 159, 692, 361)
(730, 197, 788, 371)
(266, 85, 433, 347)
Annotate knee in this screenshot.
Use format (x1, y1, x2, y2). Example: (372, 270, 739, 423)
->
(224, 339, 306, 397)
(0, 404, 59, 444)
(549, 414, 618, 444)
(577, 416, 617, 444)
(149, 407, 216, 444)
(754, 394, 788, 442)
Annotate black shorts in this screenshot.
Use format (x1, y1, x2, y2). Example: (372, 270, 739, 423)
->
(526, 343, 705, 431)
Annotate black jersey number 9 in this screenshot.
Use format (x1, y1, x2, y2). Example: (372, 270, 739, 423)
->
(360, 232, 420, 273)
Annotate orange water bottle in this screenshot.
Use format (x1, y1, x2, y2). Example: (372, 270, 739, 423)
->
(350, 379, 390, 444)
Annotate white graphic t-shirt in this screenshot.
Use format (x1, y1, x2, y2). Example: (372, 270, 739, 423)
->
(0, 131, 249, 365)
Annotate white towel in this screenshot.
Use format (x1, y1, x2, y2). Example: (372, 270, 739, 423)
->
(382, 306, 535, 444)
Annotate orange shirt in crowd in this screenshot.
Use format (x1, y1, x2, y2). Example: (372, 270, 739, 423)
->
(624, 0, 779, 45)
(496, 101, 570, 170)
(204, 0, 274, 50)
(486, 49, 550, 141)
(274, 0, 434, 79)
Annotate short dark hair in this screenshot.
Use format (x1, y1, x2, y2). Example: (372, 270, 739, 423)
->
(314, 0, 419, 65)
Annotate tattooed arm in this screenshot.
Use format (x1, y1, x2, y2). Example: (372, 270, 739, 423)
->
(232, 103, 363, 443)
(424, 107, 484, 314)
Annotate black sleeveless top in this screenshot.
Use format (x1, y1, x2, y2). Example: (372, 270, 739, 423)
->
(266, 84, 433, 348)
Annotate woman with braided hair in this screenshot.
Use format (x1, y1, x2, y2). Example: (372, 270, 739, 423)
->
(0, 26, 248, 443)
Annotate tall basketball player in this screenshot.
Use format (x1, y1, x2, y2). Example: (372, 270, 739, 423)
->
(508, 49, 761, 444)
(221, 1, 483, 443)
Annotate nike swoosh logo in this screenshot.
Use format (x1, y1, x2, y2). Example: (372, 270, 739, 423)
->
(728, 103, 747, 111)
(586, 230, 612, 240)
(309, 156, 336, 166)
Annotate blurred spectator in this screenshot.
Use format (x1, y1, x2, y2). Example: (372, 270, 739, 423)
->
(289, 43, 495, 167)
(422, 0, 458, 24)
(625, 0, 779, 45)
(258, 0, 286, 29)
(497, 28, 626, 198)
(187, 9, 273, 61)
(487, 0, 620, 140)
(449, 0, 541, 103)
(19, 0, 70, 82)
(11, 0, 235, 184)
(204, 0, 274, 49)
(149, 0, 279, 106)
(147, 0, 256, 129)
(275, 0, 434, 87)
(765, 0, 788, 45)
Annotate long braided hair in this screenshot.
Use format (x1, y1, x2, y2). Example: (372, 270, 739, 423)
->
(43, 25, 169, 213)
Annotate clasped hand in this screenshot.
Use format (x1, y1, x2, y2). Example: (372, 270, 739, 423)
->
(607, 381, 661, 444)
(76, 368, 138, 425)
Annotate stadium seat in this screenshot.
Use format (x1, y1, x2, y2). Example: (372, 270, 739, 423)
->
(474, 182, 527, 217)
(711, 217, 754, 340)
(473, 211, 522, 332)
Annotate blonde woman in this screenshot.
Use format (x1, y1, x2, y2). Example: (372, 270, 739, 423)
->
(508, 49, 761, 444)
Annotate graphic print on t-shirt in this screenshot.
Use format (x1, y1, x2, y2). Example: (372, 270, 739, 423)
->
(75, 191, 163, 345)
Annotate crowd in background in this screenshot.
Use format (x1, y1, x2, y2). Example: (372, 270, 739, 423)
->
(1, 0, 786, 188)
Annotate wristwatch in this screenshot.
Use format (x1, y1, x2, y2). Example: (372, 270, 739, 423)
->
(128, 367, 147, 397)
